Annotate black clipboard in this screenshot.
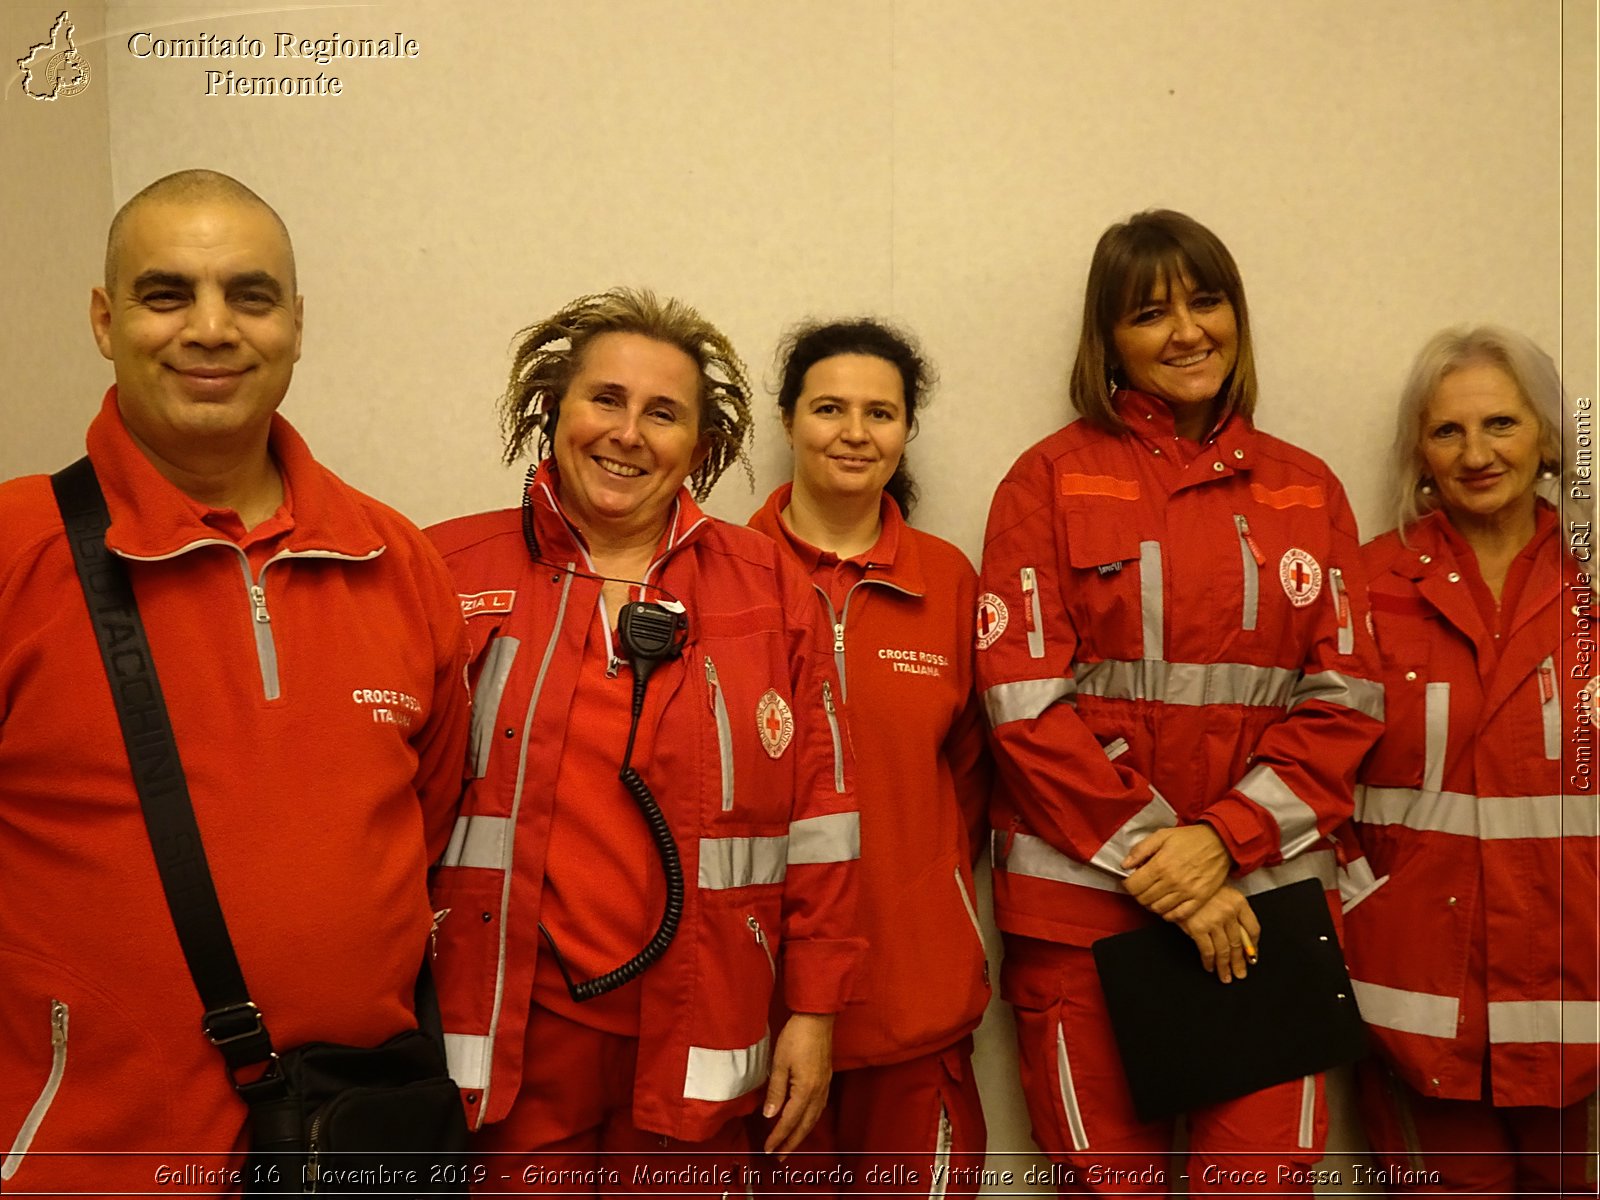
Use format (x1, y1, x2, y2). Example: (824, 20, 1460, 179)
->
(1091, 877, 1365, 1121)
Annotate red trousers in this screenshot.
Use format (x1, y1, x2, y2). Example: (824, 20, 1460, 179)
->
(751, 1036, 987, 1196)
(1005, 937, 1327, 1196)
(1358, 1060, 1599, 1195)
(470, 1004, 749, 1197)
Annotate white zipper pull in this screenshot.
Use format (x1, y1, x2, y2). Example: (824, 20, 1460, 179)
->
(50, 999, 68, 1046)
(833, 622, 845, 654)
(705, 655, 719, 700)
(823, 680, 836, 715)
(250, 583, 270, 624)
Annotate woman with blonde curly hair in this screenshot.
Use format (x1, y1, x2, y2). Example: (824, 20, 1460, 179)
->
(426, 289, 864, 1195)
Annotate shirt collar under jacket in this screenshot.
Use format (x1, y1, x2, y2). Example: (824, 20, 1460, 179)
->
(749, 482, 926, 596)
(87, 386, 386, 562)
(1398, 500, 1561, 584)
(524, 457, 710, 568)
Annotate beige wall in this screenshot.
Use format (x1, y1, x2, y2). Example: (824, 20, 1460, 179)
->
(2, 1, 1593, 1193)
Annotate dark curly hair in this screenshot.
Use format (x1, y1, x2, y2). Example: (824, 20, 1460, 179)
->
(774, 318, 934, 518)
(499, 288, 754, 500)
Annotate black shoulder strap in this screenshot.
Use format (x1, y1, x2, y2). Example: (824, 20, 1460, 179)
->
(50, 456, 282, 1092)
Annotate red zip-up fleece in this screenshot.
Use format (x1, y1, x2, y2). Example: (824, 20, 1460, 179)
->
(1348, 505, 1599, 1108)
(0, 389, 471, 1196)
(425, 464, 864, 1142)
(750, 484, 992, 1070)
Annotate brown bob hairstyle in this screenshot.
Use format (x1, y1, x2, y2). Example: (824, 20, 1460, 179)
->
(1068, 209, 1260, 434)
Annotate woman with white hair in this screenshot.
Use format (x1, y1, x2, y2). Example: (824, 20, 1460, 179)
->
(1346, 325, 1598, 1193)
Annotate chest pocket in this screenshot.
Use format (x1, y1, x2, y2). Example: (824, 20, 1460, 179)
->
(1363, 599, 1437, 788)
(1061, 502, 1153, 662)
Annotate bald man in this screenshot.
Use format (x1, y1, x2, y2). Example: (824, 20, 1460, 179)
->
(0, 170, 471, 1193)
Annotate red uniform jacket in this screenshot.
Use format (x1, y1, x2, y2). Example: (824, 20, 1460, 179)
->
(750, 485, 992, 1070)
(1347, 505, 1600, 1107)
(977, 392, 1385, 950)
(426, 466, 864, 1141)
(0, 390, 471, 1195)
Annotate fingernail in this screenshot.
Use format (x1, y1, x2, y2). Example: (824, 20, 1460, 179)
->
(764, 1104, 776, 1118)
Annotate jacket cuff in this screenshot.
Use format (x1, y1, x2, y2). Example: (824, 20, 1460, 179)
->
(1198, 798, 1275, 876)
(781, 937, 865, 1014)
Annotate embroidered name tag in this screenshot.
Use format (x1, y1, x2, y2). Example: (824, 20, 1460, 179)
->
(460, 590, 515, 619)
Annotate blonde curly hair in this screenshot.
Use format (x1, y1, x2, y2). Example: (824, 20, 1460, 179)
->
(499, 288, 754, 500)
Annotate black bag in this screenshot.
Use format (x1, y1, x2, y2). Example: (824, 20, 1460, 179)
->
(244, 1031, 469, 1194)
(52, 457, 469, 1196)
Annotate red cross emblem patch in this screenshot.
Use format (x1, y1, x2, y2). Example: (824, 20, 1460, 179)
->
(1278, 548, 1323, 608)
(976, 593, 1009, 650)
(757, 689, 794, 759)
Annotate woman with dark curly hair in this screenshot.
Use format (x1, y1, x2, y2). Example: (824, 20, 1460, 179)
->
(748, 319, 993, 1195)
(426, 289, 864, 1195)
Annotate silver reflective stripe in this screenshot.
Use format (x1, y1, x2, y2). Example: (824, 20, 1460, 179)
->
(1483, 794, 1600, 839)
(443, 1032, 491, 1091)
(1090, 791, 1178, 877)
(1289, 670, 1385, 721)
(1297, 1075, 1316, 1149)
(1489, 1001, 1600, 1045)
(1359, 787, 1477, 836)
(1001, 830, 1335, 896)
(441, 814, 510, 871)
(788, 811, 860, 864)
(705, 655, 734, 811)
(684, 1031, 770, 1101)
(1423, 682, 1450, 793)
(1055, 1020, 1091, 1151)
(699, 835, 788, 890)
(468, 636, 520, 779)
(1, 1000, 68, 1181)
(1351, 980, 1459, 1039)
(1075, 658, 1298, 709)
(1236, 764, 1323, 858)
(1359, 788, 1598, 839)
(983, 677, 1075, 727)
(1022, 567, 1046, 660)
(1139, 541, 1164, 660)
(1235, 516, 1259, 632)
(1331, 568, 1354, 656)
(1542, 657, 1561, 760)
(1337, 853, 1387, 914)
(1000, 832, 1122, 893)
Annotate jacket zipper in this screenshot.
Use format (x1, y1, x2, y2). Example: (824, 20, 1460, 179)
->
(1021, 567, 1046, 659)
(705, 655, 735, 810)
(2, 1000, 69, 1181)
(232, 554, 282, 700)
(1234, 515, 1263, 632)
(821, 680, 845, 793)
(1539, 657, 1560, 759)
(746, 915, 776, 976)
(1328, 566, 1354, 655)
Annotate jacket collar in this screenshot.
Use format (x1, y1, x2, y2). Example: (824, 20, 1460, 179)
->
(1115, 389, 1256, 475)
(88, 387, 385, 561)
(749, 483, 925, 595)
(525, 458, 709, 572)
